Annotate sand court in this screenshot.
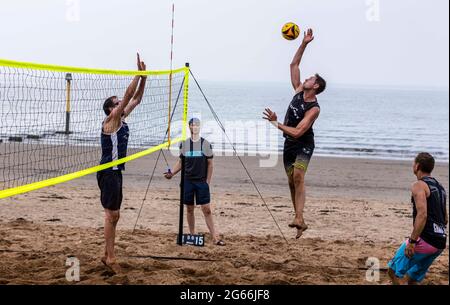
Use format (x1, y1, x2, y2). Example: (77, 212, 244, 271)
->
(1, 155, 448, 284)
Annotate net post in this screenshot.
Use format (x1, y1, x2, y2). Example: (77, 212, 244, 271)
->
(65, 73, 72, 135)
(177, 62, 190, 246)
(182, 63, 190, 141)
(177, 155, 186, 246)
(168, 72, 173, 146)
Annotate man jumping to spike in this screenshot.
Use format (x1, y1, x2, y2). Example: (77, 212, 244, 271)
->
(263, 29, 326, 239)
(97, 54, 147, 273)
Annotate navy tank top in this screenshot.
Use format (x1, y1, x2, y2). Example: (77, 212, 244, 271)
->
(412, 177, 447, 249)
(100, 121, 129, 171)
(283, 91, 320, 145)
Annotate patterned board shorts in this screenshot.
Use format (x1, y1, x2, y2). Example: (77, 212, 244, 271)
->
(283, 141, 315, 176)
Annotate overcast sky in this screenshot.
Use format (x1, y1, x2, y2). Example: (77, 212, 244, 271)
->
(0, 0, 448, 88)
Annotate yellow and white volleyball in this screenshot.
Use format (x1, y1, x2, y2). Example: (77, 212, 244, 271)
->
(282, 22, 300, 41)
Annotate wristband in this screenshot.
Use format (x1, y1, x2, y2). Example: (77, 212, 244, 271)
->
(408, 238, 418, 244)
(270, 121, 279, 129)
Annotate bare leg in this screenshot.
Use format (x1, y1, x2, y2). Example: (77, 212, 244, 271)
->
(288, 170, 307, 238)
(292, 168, 308, 238)
(288, 173, 296, 212)
(201, 204, 220, 243)
(406, 275, 419, 285)
(186, 205, 196, 235)
(293, 168, 306, 223)
(388, 268, 405, 285)
(288, 170, 298, 226)
(104, 209, 121, 273)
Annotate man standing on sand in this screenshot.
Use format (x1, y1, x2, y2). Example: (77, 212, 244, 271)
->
(164, 118, 225, 246)
(97, 54, 147, 273)
(388, 153, 448, 285)
(263, 28, 326, 239)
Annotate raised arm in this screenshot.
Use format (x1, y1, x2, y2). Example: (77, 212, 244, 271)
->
(108, 75, 140, 122)
(290, 28, 314, 92)
(123, 54, 148, 118)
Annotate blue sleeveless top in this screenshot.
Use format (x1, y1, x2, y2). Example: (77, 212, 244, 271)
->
(100, 121, 129, 171)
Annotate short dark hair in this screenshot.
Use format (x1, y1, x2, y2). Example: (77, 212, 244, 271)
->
(103, 96, 117, 116)
(415, 152, 435, 174)
(314, 74, 327, 95)
(189, 118, 201, 126)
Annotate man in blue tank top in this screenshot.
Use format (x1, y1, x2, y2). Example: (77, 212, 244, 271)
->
(97, 54, 147, 273)
(388, 153, 448, 285)
(263, 29, 327, 239)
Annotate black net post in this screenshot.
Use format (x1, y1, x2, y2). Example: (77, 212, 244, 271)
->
(177, 155, 186, 246)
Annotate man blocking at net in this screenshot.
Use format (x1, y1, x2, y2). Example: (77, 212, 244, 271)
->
(164, 118, 225, 246)
(263, 29, 326, 239)
(97, 54, 147, 273)
(388, 153, 448, 285)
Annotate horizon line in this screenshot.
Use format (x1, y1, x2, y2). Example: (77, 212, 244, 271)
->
(193, 79, 450, 92)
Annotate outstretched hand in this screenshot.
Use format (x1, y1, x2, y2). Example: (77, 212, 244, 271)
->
(263, 108, 278, 122)
(137, 53, 147, 78)
(302, 28, 314, 45)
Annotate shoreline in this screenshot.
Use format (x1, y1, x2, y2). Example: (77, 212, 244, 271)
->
(1, 141, 448, 167)
(166, 148, 450, 164)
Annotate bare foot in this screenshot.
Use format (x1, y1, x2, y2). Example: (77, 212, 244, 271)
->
(388, 268, 401, 285)
(214, 239, 226, 246)
(289, 219, 304, 230)
(102, 257, 122, 274)
(295, 223, 308, 239)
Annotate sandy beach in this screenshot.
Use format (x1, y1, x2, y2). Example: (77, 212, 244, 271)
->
(0, 154, 448, 285)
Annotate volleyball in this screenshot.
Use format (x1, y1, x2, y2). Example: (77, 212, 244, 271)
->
(282, 22, 300, 41)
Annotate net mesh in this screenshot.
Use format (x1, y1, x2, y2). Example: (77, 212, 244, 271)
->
(0, 64, 186, 194)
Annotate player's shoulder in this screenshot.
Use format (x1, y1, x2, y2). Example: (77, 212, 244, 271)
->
(180, 138, 190, 148)
(201, 137, 213, 147)
(102, 115, 119, 132)
(294, 88, 304, 97)
(411, 180, 429, 194)
(305, 104, 321, 116)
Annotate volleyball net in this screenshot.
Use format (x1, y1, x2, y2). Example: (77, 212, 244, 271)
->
(0, 59, 189, 199)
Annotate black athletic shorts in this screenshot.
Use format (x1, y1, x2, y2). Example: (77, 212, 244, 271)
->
(283, 140, 315, 176)
(97, 170, 123, 211)
(183, 180, 211, 206)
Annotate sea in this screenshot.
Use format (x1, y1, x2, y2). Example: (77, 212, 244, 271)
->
(0, 78, 448, 163)
(188, 81, 449, 162)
